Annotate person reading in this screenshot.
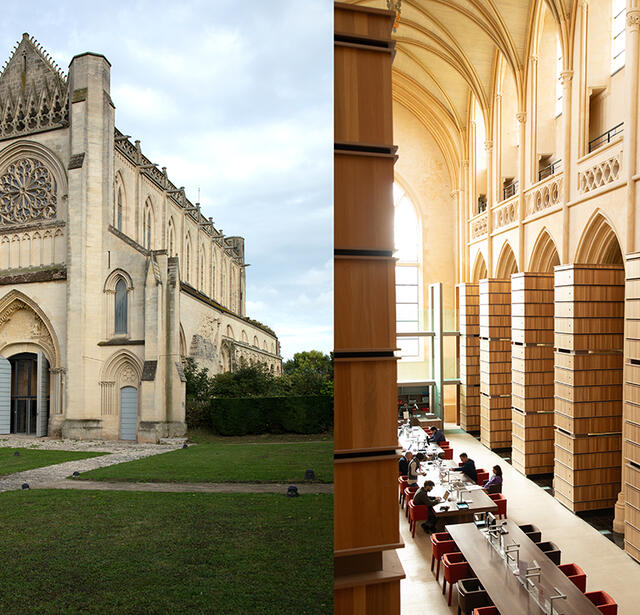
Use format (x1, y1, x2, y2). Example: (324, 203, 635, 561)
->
(412, 480, 440, 533)
(407, 452, 427, 487)
(451, 452, 477, 483)
(399, 451, 412, 476)
(483, 464, 503, 493)
(428, 427, 445, 444)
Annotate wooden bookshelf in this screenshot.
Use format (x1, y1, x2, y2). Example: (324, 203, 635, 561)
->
(553, 264, 624, 512)
(458, 283, 480, 433)
(479, 279, 512, 449)
(511, 273, 554, 475)
(334, 3, 404, 612)
(624, 252, 640, 563)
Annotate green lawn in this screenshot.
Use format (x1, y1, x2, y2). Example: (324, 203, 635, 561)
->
(76, 440, 333, 484)
(0, 490, 332, 615)
(0, 447, 107, 476)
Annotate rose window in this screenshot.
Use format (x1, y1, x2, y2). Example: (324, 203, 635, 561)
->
(0, 158, 57, 224)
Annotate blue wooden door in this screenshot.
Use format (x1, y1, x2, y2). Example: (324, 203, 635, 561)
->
(120, 386, 138, 441)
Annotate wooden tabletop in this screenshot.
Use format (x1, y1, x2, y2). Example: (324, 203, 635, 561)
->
(447, 521, 601, 615)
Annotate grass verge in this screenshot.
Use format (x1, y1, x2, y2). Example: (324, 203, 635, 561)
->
(0, 490, 332, 615)
(0, 447, 108, 476)
(75, 440, 333, 483)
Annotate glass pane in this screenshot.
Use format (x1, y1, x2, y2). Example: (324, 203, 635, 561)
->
(115, 279, 128, 334)
(29, 400, 36, 434)
(396, 266, 418, 285)
(397, 321, 419, 333)
(397, 337, 419, 357)
(396, 285, 418, 303)
(397, 303, 418, 321)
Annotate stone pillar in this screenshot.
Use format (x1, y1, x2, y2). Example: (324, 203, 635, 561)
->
(574, 0, 589, 160)
(64, 52, 114, 431)
(485, 140, 494, 276)
(517, 112, 527, 271)
(527, 56, 538, 185)
(615, 3, 640, 539)
(561, 70, 573, 264)
(462, 159, 470, 281)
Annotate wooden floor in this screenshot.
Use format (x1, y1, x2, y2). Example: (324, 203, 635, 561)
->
(398, 425, 640, 615)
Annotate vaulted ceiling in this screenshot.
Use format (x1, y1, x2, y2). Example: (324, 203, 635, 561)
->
(346, 0, 573, 177)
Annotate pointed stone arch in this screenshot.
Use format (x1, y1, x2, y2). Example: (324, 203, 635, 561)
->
(114, 169, 127, 231)
(575, 211, 623, 265)
(495, 241, 518, 278)
(0, 289, 60, 367)
(529, 228, 560, 272)
(471, 251, 488, 282)
(99, 350, 143, 417)
(179, 323, 187, 358)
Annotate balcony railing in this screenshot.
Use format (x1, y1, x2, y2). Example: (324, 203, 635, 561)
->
(502, 181, 518, 201)
(588, 122, 624, 153)
(538, 159, 562, 182)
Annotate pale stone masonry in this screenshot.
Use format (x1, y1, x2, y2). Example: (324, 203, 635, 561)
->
(0, 34, 281, 442)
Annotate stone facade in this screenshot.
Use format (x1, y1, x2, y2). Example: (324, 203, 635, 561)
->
(0, 34, 281, 442)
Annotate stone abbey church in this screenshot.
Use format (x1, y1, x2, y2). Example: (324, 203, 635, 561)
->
(0, 34, 281, 442)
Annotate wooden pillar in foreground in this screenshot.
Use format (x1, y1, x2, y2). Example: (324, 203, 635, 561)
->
(479, 279, 512, 449)
(458, 283, 480, 433)
(511, 273, 555, 475)
(553, 264, 624, 512)
(333, 4, 404, 613)
(623, 253, 640, 560)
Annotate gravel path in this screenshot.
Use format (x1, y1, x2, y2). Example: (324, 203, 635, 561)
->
(36, 479, 334, 494)
(0, 436, 184, 493)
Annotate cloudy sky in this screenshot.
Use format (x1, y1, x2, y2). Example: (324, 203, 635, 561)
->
(0, 0, 332, 360)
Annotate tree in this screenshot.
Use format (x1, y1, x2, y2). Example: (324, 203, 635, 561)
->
(283, 350, 333, 396)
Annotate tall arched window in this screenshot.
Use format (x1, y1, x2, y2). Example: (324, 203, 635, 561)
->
(115, 278, 128, 334)
(394, 183, 421, 360)
(167, 218, 176, 256)
(211, 257, 216, 300)
(199, 246, 206, 292)
(221, 260, 226, 305)
(144, 203, 153, 250)
(185, 237, 191, 283)
(116, 188, 123, 231)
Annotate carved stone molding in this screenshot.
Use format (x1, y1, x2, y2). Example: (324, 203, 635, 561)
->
(577, 152, 622, 194)
(516, 112, 527, 124)
(560, 70, 574, 86)
(493, 200, 518, 229)
(471, 214, 488, 239)
(0, 158, 57, 224)
(628, 10, 640, 30)
(526, 175, 564, 216)
(484, 140, 494, 152)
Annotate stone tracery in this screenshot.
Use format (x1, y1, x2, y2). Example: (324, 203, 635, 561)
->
(0, 158, 57, 224)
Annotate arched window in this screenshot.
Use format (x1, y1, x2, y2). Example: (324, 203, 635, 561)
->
(221, 261, 226, 305)
(394, 183, 421, 361)
(199, 246, 206, 291)
(167, 218, 176, 256)
(612, 0, 626, 73)
(144, 203, 153, 250)
(115, 278, 128, 334)
(117, 188, 123, 231)
(253, 336, 259, 348)
(211, 257, 216, 299)
(185, 235, 192, 283)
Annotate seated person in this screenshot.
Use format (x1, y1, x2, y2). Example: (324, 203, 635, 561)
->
(412, 480, 441, 532)
(451, 452, 477, 483)
(483, 464, 503, 493)
(399, 451, 413, 476)
(428, 427, 445, 444)
(407, 452, 427, 487)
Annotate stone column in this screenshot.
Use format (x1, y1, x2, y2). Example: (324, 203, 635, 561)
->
(462, 159, 470, 281)
(485, 140, 494, 276)
(527, 56, 538, 185)
(517, 112, 527, 271)
(561, 70, 573, 264)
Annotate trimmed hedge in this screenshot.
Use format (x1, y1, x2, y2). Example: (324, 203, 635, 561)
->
(190, 396, 333, 436)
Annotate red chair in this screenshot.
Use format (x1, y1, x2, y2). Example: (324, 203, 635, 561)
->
(476, 468, 490, 485)
(585, 590, 617, 615)
(558, 563, 587, 592)
(472, 608, 499, 615)
(488, 493, 507, 519)
(398, 476, 409, 506)
(442, 448, 454, 460)
(430, 532, 457, 581)
(408, 500, 429, 537)
(404, 486, 418, 516)
(440, 440, 450, 448)
(442, 552, 473, 606)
